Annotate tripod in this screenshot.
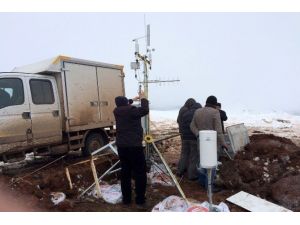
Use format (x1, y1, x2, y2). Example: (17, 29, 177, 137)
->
(144, 135, 187, 201)
(78, 135, 188, 203)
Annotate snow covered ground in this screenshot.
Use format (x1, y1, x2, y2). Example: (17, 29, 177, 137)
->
(151, 109, 300, 127)
(150, 109, 300, 146)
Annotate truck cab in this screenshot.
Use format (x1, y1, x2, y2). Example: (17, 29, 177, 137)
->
(0, 73, 62, 161)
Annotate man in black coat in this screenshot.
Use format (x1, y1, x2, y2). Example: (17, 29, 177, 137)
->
(113, 91, 149, 206)
(177, 102, 202, 180)
(177, 98, 196, 138)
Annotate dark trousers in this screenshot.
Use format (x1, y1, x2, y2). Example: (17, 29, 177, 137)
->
(177, 139, 199, 180)
(117, 146, 147, 204)
(198, 168, 216, 189)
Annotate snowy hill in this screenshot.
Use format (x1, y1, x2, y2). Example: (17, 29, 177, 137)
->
(150, 109, 300, 145)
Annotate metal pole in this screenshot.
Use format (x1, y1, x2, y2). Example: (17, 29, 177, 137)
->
(151, 142, 188, 202)
(207, 168, 213, 211)
(143, 58, 151, 162)
(9, 154, 67, 186)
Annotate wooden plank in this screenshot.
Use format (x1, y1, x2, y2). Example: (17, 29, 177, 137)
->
(90, 157, 101, 198)
(65, 167, 73, 190)
(226, 191, 292, 212)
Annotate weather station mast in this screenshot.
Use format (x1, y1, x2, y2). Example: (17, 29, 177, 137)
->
(130, 24, 187, 201)
(130, 24, 179, 163)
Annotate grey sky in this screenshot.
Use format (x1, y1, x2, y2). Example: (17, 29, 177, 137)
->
(0, 13, 299, 114)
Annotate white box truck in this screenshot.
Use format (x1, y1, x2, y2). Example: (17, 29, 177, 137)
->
(0, 56, 125, 162)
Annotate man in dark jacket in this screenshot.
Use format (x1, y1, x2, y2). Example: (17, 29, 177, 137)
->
(177, 102, 202, 180)
(113, 91, 149, 206)
(177, 98, 196, 137)
(216, 103, 228, 133)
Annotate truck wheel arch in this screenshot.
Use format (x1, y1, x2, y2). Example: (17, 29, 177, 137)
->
(81, 129, 109, 156)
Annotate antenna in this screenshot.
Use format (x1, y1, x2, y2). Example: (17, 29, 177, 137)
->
(130, 23, 180, 165)
(146, 24, 150, 47)
(138, 79, 180, 84)
(134, 39, 139, 54)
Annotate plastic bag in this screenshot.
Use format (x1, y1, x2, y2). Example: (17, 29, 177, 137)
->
(199, 201, 230, 212)
(152, 195, 189, 212)
(148, 164, 174, 186)
(152, 195, 230, 212)
(186, 205, 209, 212)
(91, 182, 122, 204)
(50, 192, 66, 205)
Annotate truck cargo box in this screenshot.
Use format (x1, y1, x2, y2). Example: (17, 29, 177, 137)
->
(13, 55, 125, 132)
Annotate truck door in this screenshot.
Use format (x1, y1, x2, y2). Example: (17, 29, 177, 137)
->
(0, 76, 32, 154)
(27, 77, 62, 146)
(63, 62, 100, 126)
(97, 67, 124, 122)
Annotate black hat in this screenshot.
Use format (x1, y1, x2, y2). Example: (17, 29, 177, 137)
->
(206, 95, 218, 106)
(115, 96, 129, 107)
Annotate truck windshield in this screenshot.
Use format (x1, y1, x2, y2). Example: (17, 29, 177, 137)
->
(0, 78, 24, 109)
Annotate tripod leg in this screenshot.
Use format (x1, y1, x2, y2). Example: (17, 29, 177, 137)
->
(223, 147, 233, 160)
(151, 142, 188, 202)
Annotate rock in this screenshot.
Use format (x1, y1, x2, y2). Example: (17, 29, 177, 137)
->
(279, 155, 290, 164)
(263, 173, 269, 178)
(288, 167, 295, 171)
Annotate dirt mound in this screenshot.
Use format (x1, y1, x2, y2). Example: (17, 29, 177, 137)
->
(219, 134, 300, 211)
(249, 134, 295, 145)
(271, 175, 300, 211)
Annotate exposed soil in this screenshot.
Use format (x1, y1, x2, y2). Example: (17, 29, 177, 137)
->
(0, 131, 299, 212)
(218, 134, 300, 211)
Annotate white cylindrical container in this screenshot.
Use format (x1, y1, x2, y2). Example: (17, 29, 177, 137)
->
(199, 130, 217, 169)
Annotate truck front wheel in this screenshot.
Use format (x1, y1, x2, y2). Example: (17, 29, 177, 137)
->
(82, 132, 105, 156)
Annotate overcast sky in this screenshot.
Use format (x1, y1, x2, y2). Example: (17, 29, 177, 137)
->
(0, 13, 299, 114)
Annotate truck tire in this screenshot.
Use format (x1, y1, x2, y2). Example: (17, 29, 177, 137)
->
(82, 132, 105, 156)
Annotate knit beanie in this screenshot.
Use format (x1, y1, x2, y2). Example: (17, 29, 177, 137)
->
(206, 95, 218, 106)
(115, 96, 129, 107)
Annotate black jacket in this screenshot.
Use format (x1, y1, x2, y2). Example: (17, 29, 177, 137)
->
(219, 109, 227, 133)
(181, 103, 202, 140)
(113, 98, 149, 147)
(177, 106, 189, 134)
(177, 98, 197, 134)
